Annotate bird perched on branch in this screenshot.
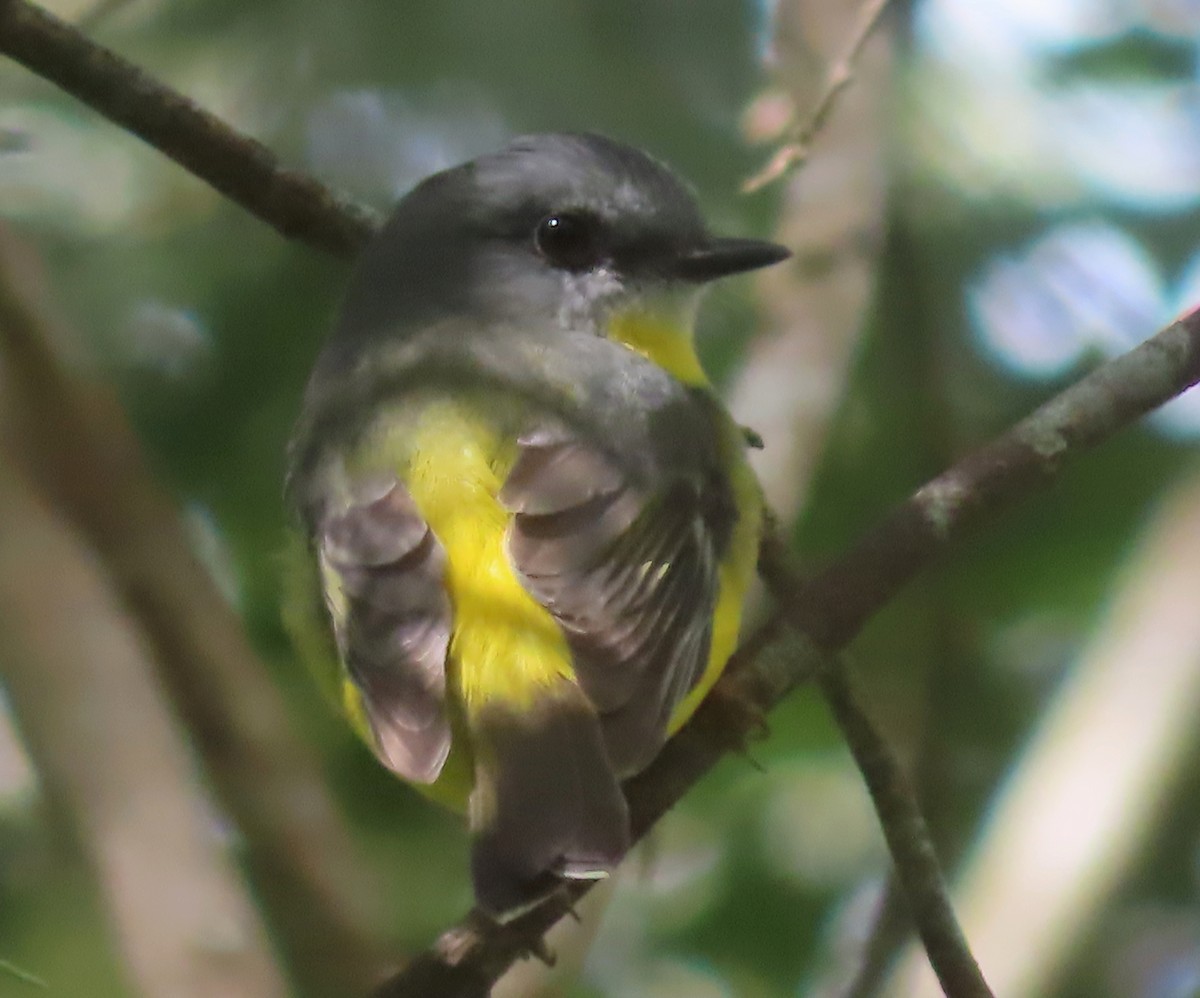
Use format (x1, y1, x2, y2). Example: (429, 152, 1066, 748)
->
(284, 132, 789, 917)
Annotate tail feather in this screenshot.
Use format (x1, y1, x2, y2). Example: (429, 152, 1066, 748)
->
(468, 685, 629, 918)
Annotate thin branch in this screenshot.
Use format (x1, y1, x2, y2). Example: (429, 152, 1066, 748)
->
(818, 667, 991, 997)
(743, 0, 895, 193)
(0, 957, 48, 991)
(0, 0, 378, 258)
(732, 0, 892, 526)
(889, 470, 1200, 995)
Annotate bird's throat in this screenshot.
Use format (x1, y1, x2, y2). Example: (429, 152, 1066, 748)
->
(606, 309, 708, 387)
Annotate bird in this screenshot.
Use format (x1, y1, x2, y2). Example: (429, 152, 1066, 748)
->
(283, 132, 789, 918)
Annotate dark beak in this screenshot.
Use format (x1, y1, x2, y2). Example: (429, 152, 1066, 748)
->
(670, 236, 791, 283)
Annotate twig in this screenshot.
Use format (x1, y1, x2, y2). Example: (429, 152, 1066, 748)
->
(0, 958, 47, 990)
(743, 0, 894, 192)
(733, 0, 894, 525)
(818, 667, 992, 997)
(890, 471, 1200, 995)
(0, 0, 378, 258)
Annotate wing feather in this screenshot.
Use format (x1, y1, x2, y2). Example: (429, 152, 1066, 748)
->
(501, 433, 732, 775)
(320, 474, 452, 783)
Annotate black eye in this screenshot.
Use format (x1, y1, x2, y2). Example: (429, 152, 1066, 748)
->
(534, 213, 602, 271)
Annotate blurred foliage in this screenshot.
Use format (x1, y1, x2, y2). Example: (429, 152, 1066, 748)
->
(2, 1, 1200, 997)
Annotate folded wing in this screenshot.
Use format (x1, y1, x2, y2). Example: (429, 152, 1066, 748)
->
(500, 428, 733, 776)
(319, 474, 452, 784)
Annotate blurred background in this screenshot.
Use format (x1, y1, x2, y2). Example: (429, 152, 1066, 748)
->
(2, 0, 1200, 996)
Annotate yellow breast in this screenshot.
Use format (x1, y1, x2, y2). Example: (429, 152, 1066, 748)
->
(401, 402, 576, 711)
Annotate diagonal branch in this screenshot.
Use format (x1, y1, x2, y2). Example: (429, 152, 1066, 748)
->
(0, 0, 378, 257)
(818, 667, 990, 998)
(785, 308, 1200, 649)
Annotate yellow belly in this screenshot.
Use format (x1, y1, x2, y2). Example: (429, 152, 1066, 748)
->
(329, 401, 572, 809)
(404, 402, 577, 713)
(288, 387, 761, 813)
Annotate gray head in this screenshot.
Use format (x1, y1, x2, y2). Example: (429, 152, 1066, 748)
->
(329, 133, 789, 352)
